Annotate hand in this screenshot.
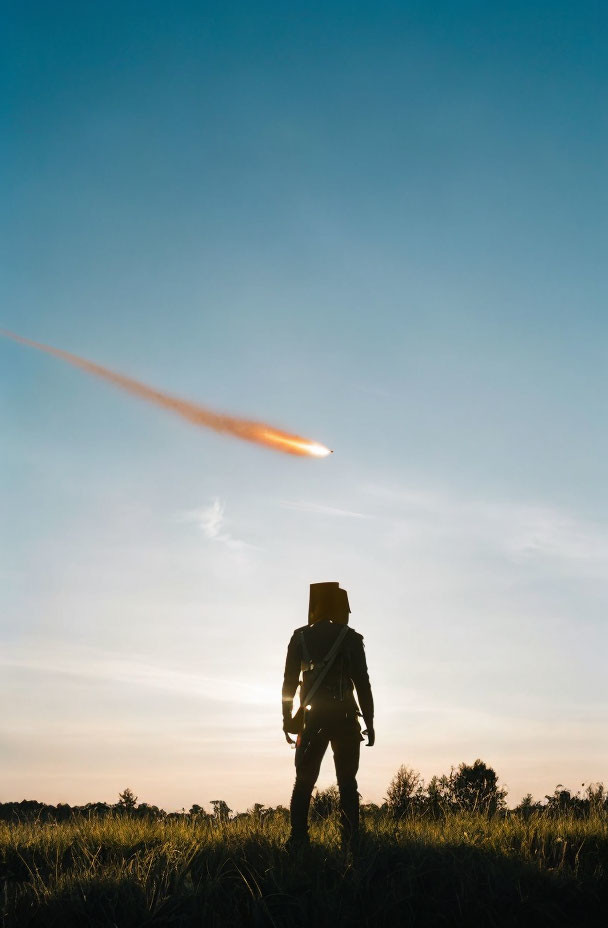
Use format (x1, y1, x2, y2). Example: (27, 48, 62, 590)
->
(363, 726, 375, 747)
(284, 731, 296, 746)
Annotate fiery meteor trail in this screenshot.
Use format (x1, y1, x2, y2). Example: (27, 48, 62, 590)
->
(0, 329, 333, 458)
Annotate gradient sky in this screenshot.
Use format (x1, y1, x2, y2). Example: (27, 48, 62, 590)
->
(2, 0, 606, 811)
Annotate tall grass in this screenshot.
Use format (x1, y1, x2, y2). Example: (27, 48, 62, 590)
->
(2, 811, 607, 926)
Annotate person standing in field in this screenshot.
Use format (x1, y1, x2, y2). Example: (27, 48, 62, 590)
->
(282, 582, 375, 850)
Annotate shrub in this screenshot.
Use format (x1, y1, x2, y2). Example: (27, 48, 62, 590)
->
(450, 760, 507, 815)
(385, 766, 425, 819)
(310, 786, 340, 819)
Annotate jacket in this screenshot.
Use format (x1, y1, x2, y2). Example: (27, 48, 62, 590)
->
(281, 620, 374, 731)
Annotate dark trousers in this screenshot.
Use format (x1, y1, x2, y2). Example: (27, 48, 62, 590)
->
(290, 716, 362, 842)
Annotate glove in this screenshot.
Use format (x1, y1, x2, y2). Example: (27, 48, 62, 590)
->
(283, 717, 296, 746)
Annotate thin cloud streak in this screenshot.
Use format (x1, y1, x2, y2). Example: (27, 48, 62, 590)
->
(281, 500, 369, 519)
(1, 648, 275, 707)
(365, 484, 608, 571)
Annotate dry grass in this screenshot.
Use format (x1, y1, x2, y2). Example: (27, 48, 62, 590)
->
(1, 810, 607, 926)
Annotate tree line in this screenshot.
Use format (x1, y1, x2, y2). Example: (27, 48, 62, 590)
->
(1, 762, 606, 823)
(382, 760, 607, 819)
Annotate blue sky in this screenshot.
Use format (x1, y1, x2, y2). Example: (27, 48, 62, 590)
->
(1, 0, 606, 809)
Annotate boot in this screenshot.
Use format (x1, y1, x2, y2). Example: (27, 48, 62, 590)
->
(286, 780, 313, 850)
(339, 784, 360, 853)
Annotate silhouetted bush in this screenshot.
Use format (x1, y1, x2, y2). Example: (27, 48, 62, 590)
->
(385, 765, 425, 819)
(310, 786, 340, 819)
(514, 793, 545, 819)
(450, 759, 507, 814)
(210, 800, 232, 823)
(116, 787, 137, 812)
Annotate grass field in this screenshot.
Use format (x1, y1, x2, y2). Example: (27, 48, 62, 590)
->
(2, 811, 607, 927)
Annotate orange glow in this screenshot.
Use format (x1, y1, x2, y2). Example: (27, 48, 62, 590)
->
(1, 329, 333, 458)
(259, 431, 332, 457)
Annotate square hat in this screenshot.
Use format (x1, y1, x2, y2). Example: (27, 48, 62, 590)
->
(334, 587, 351, 624)
(308, 582, 340, 624)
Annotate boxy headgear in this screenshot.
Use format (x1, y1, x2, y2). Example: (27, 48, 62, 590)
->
(334, 587, 351, 625)
(308, 582, 351, 625)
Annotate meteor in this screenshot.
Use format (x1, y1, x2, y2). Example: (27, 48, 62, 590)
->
(1, 329, 333, 458)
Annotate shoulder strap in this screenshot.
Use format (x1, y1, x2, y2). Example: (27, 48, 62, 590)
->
(301, 625, 350, 706)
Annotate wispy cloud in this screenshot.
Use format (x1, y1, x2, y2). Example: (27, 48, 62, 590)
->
(177, 498, 251, 550)
(1, 647, 275, 708)
(281, 500, 368, 519)
(365, 484, 608, 571)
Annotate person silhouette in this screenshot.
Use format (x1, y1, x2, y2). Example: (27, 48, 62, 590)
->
(282, 582, 375, 850)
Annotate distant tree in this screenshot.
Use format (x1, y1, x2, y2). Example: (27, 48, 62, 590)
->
(426, 774, 454, 817)
(386, 766, 425, 819)
(450, 760, 507, 815)
(82, 802, 111, 819)
(362, 802, 381, 813)
(210, 799, 232, 823)
(545, 786, 573, 815)
(544, 785, 587, 818)
(22, 800, 52, 823)
(266, 804, 289, 822)
(514, 793, 544, 819)
(117, 788, 138, 812)
(189, 804, 209, 818)
(247, 803, 267, 821)
(310, 786, 340, 820)
(55, 803, 73, 822)
(360, 802, 381, 822)
(585, 782, 607, 816)
(136, 803, 164, 820)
